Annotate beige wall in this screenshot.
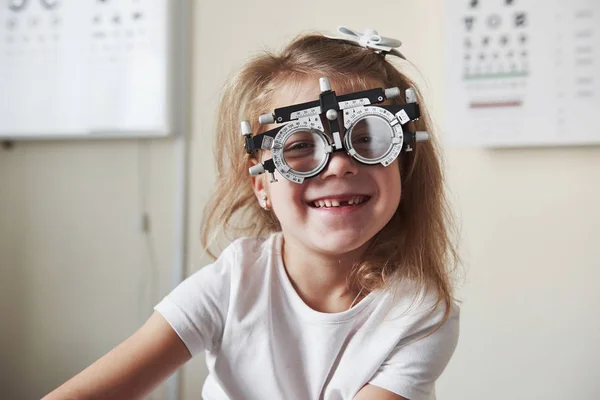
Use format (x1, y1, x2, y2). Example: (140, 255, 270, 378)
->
(0, 140, 176, 399)
(1, 0, 599, 399)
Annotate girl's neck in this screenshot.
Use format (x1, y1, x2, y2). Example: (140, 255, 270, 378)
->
(281, 235, 368, 313)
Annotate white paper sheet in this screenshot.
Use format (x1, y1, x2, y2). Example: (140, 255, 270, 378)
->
(0, 0, 173, 139)
(444, 0, 600, 147)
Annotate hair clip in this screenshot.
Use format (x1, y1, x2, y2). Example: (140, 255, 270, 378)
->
(326, 26, 406, 59)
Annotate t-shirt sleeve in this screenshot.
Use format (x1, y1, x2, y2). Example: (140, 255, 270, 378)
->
(153, 242, 237, 357)
(368, 299, 460, 400)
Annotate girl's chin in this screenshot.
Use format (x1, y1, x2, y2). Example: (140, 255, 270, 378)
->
(306, 233, 372, 256)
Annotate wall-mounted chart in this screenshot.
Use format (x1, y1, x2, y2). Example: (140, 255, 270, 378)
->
(444, 0, 600, 147)
(0, 0, 186, 139)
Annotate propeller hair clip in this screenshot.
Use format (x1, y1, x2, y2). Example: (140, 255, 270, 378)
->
(326, 26, 406, 59)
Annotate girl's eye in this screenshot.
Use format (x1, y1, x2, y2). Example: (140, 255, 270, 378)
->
(285, 142, 315, 152)
(352, 136, 370, 144)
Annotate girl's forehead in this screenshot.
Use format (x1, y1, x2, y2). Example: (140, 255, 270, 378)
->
(270, 75, 383, 110)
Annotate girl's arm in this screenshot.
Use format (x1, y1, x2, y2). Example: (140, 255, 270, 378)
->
(42, 312, 191, 400)
(354, 384, 408, 399)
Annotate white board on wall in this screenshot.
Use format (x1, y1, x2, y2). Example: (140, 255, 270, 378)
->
(444, 0, 600, 147)
(0, 0, 186, 140)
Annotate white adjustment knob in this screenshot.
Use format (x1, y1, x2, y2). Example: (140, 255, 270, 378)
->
(319, 77, 332, 92)
(326, 109, 338, 120)
(405, 88, 417, 104)
(385, 87, 400, 99)
(241, 120, 252, 136)
(259, 113, 275, 125)
(249, 164, 265, 176)
(415, 131, 429, 142)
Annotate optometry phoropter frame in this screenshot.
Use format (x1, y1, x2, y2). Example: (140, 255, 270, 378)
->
(241, 77, 429, 184)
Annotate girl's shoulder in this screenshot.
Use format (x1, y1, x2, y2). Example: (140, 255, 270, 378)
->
(223, 231, 280, 260)
(377, 279, 461, 332)
(212, 231, 282, 275)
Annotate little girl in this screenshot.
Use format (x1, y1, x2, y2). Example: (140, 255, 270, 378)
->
(44, 27, 460, 400)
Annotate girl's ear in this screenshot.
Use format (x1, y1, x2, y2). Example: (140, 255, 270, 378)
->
(249, 158, 267, 201)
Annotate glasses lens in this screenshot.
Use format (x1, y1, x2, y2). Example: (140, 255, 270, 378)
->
(348, 116, 393, 160)
(283, 130, 326, 173)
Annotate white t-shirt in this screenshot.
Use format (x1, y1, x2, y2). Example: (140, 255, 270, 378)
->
(154, 233, 460, 400)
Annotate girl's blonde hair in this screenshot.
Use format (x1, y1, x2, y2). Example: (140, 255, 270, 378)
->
(201, 33, 459, 323)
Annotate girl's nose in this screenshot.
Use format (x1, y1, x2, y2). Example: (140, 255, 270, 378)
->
(320, 151, 359, 180)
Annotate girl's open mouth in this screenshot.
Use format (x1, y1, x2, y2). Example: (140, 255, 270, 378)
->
(309, 195, 371, 209)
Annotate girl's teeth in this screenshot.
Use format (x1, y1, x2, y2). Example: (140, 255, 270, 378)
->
(312, 196, 368, 208)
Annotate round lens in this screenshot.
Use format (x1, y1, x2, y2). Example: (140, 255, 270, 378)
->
(348, 116, 394, 160)
(282, 130, 326, 173)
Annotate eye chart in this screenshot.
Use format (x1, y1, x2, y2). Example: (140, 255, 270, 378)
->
(444, 0, 600, 147)
(0, 0, 187, 139)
